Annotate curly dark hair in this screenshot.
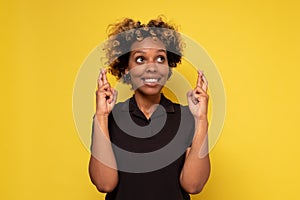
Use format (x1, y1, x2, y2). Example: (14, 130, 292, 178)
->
(103, 16, 185, 80)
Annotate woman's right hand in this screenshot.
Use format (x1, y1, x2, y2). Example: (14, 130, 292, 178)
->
(96, 69, 118, 116)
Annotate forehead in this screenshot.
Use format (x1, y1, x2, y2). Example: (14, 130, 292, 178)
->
(130, 37, 166, 51)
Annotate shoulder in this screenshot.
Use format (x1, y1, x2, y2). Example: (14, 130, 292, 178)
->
(111, 97, 132, 112)
(108, 97, 134, 122)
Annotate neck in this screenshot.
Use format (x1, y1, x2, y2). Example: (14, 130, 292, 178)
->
(134, 92, 161, 119)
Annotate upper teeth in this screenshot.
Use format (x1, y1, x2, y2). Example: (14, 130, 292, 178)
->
(144, 78, 158, 83)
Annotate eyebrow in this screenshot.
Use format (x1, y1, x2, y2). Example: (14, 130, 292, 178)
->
(131, 49, 167, 55)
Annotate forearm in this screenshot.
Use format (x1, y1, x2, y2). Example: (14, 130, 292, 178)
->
(89, 114, 118, 193)
(180, 119, 211, 194)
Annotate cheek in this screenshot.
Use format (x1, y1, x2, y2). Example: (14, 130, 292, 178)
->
(128, 65, 145, 78)
(160, 66, 170, 76)
(127, 58, 135, 70)
(128, 59, 140, 75)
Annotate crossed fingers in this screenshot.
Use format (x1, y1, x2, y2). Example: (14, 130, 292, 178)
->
(97, 68, 115, 104)
(192, 70, 209, 104)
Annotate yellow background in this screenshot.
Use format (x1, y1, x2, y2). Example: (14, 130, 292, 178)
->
(1, 0, 299, 199)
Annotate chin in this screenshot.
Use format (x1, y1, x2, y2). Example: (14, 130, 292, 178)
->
(134, 86, 163, 96)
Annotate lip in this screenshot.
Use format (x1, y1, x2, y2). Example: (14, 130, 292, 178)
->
(141, 77, 161, 86)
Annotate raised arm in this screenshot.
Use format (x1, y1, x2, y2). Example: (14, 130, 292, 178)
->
(89, 69, 119, 193)
(180, 70, 211, 194)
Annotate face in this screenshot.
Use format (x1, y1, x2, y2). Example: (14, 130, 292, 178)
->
(126, 37, 170, 96)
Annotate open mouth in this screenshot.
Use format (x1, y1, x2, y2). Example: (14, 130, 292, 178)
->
(141, 78, 160, 84)
(140, 78, 162, 87)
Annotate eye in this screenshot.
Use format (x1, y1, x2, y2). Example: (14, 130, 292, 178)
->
(157, 56, 166, 63)
(136, 56, 144, 64)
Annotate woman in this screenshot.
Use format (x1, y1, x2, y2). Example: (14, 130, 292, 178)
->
(89, 17, 210, 200)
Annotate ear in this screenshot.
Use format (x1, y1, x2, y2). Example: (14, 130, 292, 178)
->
(124, 67, 129, 74)
(122, 67, 131, 84)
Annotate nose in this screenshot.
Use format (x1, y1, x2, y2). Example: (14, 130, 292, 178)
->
(145, 63, 157, 73)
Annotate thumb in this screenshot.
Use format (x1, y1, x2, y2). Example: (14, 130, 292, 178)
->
(186, 90, 193, 104)
(111, 89, 118, 104)
(186, 90, 193, 97)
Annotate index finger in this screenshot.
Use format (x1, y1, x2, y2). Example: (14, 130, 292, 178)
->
(103, 69, 108, 84)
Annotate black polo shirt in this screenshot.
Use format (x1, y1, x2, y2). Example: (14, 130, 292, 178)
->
(105, 94, 195, 200)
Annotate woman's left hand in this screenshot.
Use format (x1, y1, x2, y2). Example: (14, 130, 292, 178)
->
(187, 70, 209, 120)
